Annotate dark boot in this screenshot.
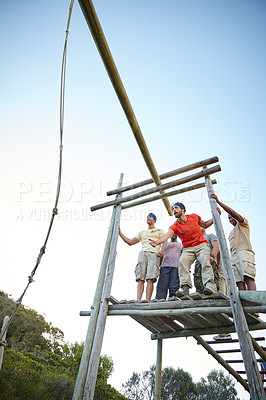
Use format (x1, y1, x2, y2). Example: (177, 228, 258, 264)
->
(181, 284, 190, 295)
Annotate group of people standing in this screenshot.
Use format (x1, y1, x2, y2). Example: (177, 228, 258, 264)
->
(119, 194, 256, 306)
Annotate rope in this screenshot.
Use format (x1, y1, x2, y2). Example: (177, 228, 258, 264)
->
(0, 0, 75, 343)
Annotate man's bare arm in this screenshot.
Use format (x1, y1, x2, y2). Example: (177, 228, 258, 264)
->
(119, 227, 140, 246)
(157, 241, 168, 258)
(210, 194, 244, 223)
(199, 206, 221, 229)
(211, 240, 219, 257)
(199, 219, 213, 229)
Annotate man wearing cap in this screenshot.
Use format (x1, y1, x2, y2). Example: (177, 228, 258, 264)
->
(119, 213, 165, 301)
(149, 202, 217, 296)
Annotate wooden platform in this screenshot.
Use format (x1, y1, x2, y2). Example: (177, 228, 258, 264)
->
(105, 292, 266, 339)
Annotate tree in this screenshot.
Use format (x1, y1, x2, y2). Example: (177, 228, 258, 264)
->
(161, 367, 197, 400)
(0, 291, 127, 400)
(122, 365, 240, 400)
(196, 369, 240, 400)
(122, 364, 197, 400)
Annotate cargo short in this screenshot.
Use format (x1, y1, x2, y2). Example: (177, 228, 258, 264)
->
(135, 251, 160, 282)
(232, 255, 256, 283)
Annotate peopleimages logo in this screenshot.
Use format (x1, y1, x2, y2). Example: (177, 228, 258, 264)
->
(13, 178, 251, 221)
(14, 179, 102, 203)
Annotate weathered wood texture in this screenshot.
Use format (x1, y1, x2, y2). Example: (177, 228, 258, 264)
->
(122, 180, 217, 210)
(83, 189, 123, 399)
(80, 294, 266, 339)
(0, 316, 9, 372)
(107, 156, 219, 196)
(155, 339, 162, 400)
(91, 165, 221, 211)
(205, 176, 265, 399)
(73, 175, 123, 400)
(194, 336, 249, 392)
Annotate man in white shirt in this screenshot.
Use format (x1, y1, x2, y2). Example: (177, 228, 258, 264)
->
(119, 213, 164, 301)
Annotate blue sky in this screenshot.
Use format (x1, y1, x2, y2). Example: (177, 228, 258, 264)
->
(1, 1, 266, 398)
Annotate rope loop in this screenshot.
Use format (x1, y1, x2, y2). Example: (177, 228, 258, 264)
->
(53, 207, 58, 215)
(28, 275, 34, 284)
(0, 340, 7, 347)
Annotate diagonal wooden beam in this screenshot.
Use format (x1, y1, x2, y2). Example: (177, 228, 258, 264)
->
(78, 0, 172, 215)
(194, 336, 249, 392)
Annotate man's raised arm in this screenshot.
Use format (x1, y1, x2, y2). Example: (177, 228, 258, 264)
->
(210, 194, 244, 223)
(119, 227, 140, 246)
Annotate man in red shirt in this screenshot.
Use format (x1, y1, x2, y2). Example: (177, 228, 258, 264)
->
(149, 202, 216, 296)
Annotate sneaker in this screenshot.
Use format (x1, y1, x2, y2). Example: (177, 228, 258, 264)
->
(213, 333, 232, 341)
(203, 287, 214, 296)
(175, 285, 189, 297)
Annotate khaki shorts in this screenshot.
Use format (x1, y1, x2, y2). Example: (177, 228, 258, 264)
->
(135, 251, 160, 282)
(232, 258, 256, 282)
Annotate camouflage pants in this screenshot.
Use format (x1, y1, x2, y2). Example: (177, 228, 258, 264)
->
(194, 260, 219, 294)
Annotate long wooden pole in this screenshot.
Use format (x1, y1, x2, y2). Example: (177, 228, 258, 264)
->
(239, 290, 266, 304)
(80, 305, 266, 317)
(155, 339, 163, 400)
(251, 337, 266, 363)
(205, 175, 265, 399)
(0, 316, 9, 372)
(77, 0, 172, 215)
(150, 322, 266, 340)
(72, 174, 123, 400)
(91, 165, 221, 212)
(107, 156, 219, 196)
(194, 336, 249, 392)
(83, 184, 122, 400)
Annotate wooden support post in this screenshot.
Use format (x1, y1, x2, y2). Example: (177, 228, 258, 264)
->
(77, 0, 172, 215)
(0, 316, 9, 372)
(205, 175, 265, 399)
(155, 339, 163, 400)
(73, 174, 123, 400)
(82, 178, 123, 400)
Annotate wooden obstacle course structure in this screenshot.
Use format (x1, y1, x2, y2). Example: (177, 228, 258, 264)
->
(73, 156, 266, 400)
(73, 2, 265, 399)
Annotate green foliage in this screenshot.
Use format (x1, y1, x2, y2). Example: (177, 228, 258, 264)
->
(0, 291, 127, 400)
(122, 364, 239, 400)
(95, 379, 128, 400)
(122, 371, 145, 400)
(161, 367, 197, 400)
(195, 369, 240, 400)
(123, 364, 196, 400)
